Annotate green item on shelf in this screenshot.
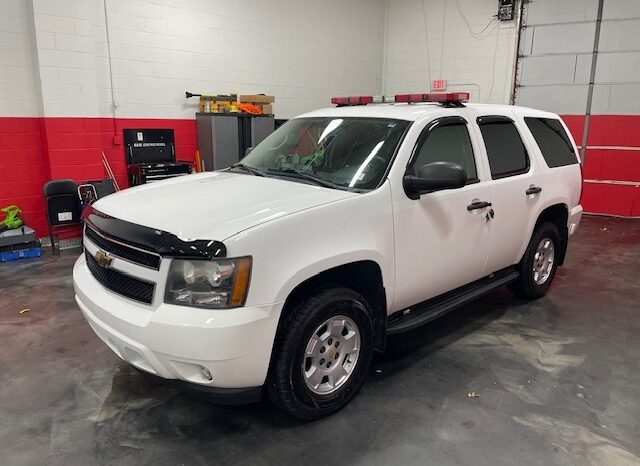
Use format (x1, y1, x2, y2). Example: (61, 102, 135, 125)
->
(0, 205, 23, 233)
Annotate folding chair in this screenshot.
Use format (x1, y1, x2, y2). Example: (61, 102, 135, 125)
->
(43, 179, 81, 254)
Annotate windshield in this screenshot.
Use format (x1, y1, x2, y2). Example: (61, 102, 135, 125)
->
(238, 117, 410, 190)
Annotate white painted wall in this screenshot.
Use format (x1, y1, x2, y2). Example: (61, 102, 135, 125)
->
(593, 0, 640, 114)
(2, 0, 519, 119)
(0, 0, 42, 117)
(383, 0, 517, 104)
(27, 0, 386, 119)
(13, 0, 639, 120)
(516, 0, 640, 116)
(31, 0, 101, 117)
(516, 0, 597, 114)
(105, 0, 386, 119)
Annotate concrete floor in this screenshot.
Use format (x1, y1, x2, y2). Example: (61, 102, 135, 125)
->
(1, 216, 639, 466)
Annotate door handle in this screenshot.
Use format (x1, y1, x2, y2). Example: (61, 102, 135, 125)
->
(526, 186, 542, 195)
(467, 200, 492, 211)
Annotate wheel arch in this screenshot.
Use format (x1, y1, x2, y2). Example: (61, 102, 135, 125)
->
(532, 203, 569, 265)
(274, 260, 388, 354)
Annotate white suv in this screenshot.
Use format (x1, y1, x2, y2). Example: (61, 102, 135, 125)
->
(73, 92, 583, 419)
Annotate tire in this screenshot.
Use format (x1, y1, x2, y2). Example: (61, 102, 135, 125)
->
(509, 221, 561, 299)
(266, 287, 375, 420)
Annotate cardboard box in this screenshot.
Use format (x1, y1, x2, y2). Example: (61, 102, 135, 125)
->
(239, 94, 275, 104)
(261, 104, 273, 115)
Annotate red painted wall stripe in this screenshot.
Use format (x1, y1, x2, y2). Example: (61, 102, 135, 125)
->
(587, 115, 640, 148)
(581, 182, 640, 217)
(582, 148, 640, 182)
(561, 114, 640, 217)
(0, 116, 196, 238)
(1, 113, 638, 241)
(0, 117, 49, 237)
(559, 115, 585, 147)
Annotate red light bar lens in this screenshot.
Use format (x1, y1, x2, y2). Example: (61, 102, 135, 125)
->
(429, 92, 470, 102)
(394, 92, 470, 103)
(331, 95, 373, 106)
(355, 96, 373, 104)
(394, 93, 431, 103)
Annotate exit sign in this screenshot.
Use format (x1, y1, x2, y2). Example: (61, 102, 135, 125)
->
(432, 80, 447, 91)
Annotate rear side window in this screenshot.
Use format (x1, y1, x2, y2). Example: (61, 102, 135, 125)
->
(525, 117, 578, 167)
(478, 120, 529, 179)
(412, 122, 478, 182)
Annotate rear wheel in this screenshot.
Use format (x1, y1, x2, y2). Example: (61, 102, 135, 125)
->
(266, 287, 374, 420)
(509, 222, 560, 299)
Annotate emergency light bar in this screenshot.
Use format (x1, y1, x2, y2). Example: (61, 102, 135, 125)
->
(330, 96, 374, 105)
(331, 92, 469, 106)
(394, 92, 470, 103)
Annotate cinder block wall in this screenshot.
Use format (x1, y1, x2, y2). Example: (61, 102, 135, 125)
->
(0, 0, 386, 237)
(3, 0, 639, 237)
(36, 0, 385, 120)
(383, 0, 517, 103)
(0, 0, 48, 235)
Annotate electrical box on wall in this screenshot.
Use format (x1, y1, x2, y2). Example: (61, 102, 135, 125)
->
(498, 0, 515, 20)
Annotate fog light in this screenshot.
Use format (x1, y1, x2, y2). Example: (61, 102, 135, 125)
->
(200, 365, 213, 381)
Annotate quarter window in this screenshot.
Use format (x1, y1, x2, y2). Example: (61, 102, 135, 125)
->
(411, 122, 478, 182)
(478, 120, 529, 179)
(525, 117, 578, 168)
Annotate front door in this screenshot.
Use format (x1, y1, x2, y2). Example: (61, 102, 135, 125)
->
(391, 115, 493, 312)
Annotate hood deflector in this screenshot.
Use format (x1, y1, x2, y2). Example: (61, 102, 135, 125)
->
(82, 205, 226, 260)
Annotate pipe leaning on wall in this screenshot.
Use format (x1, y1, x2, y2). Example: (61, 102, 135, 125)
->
(580, 0, 605, 164)
(509, 0, 525, 105)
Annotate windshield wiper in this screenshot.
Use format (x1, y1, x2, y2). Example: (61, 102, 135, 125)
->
(231, 163, 266, 177)
(267, 168, 344, 190)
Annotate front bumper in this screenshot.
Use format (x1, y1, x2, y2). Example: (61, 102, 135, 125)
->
(147, 373, 262, 405)
(73, 254, 283, 392)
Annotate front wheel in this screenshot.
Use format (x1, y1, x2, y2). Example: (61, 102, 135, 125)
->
(266, 287, 374, 420)
(509, 221, 561, 299)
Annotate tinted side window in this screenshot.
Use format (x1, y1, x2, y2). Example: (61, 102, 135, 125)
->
(478, 121, 529, 179)
(525, 117, 578, 167)
(412, 123, 477, 181)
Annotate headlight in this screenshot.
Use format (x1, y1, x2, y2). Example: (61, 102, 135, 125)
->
(165, 257, 252, 309)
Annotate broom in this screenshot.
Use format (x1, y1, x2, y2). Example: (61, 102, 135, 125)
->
(102, 151, 120, 191)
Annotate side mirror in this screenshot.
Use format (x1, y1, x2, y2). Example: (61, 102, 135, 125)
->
(403, 161, 466, 199)
(245, 147, 253, 157)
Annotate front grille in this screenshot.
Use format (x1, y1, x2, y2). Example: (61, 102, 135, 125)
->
(85, 226, 160, 269)
(85, 251, 155, 304)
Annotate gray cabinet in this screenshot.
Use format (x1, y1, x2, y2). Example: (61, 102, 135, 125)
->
(196, 113, 275, 171)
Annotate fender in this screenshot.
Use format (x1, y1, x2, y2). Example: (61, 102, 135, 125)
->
(273, 250, 391, 306)
(223, 182, 397, 309)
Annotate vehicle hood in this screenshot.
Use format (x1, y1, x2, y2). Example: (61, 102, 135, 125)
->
(93, 171, 357, 240)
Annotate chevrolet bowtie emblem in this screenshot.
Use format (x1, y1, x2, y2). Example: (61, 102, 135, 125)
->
(95, 250, 113, 268)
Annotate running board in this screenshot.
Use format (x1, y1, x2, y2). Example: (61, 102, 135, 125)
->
(387, 268, 519, 335)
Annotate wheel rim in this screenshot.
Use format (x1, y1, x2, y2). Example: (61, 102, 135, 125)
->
(301, 314, 361, 395)
(532, 237, 555, 285)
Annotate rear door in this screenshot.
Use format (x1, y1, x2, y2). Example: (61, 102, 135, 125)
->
(467, 109, 545, 275)
(521, 116, 583, 213)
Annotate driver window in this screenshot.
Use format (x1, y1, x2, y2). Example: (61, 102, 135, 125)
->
(411, 123, 478, 182)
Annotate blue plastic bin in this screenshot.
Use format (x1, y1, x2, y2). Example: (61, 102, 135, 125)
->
(0, 246, 42, 262)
